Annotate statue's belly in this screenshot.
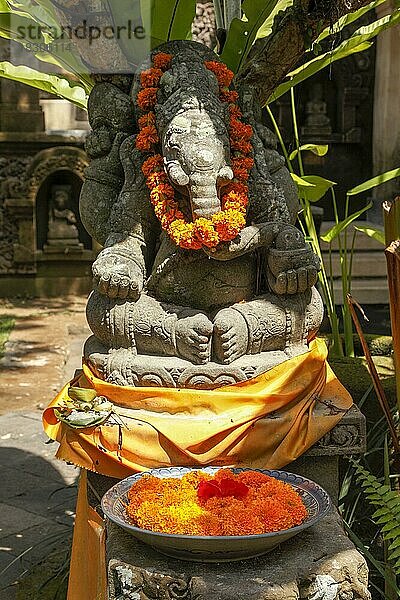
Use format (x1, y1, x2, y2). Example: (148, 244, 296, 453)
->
(146, 252, 257, 312)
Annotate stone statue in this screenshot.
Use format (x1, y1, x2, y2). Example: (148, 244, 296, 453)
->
(302, 82, 332, 136)
(45, 186, 83, 250)
(80, 41, 323, 389)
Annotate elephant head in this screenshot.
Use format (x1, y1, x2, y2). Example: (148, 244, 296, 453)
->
(133, 43, 235, 221)
(162, 108, 234, 219)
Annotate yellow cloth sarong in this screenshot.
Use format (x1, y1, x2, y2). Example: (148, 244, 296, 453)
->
(43, 339, 352, 478)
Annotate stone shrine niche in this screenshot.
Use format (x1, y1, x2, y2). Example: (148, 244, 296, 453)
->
(35, 171, 91, 254)
(0, 146, 95, 298)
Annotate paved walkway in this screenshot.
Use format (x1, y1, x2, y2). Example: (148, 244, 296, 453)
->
(0, 297, 91, 599)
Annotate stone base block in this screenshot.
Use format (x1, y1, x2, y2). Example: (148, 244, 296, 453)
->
(85, 404, 367, 599)
(106, 510, 370, 600)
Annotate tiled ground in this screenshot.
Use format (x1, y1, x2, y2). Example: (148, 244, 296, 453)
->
(0, 297, 90, 598)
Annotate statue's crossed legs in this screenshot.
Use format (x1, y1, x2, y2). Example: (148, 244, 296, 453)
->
(86, 287, 323, 366)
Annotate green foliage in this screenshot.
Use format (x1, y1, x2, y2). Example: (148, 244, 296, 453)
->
(292, 174, 336, 203)
(1, 0, 399, 108)
(0, 0, 93, 94)
(140, 0, 197, 48)
(347, 167, 400, 196)
(289, 144, 328, 160)
(321, 202, 373, 243)
(353, 461, 400, 576)
(315, 0, 387, 44)
(354, 225, 385, 245)
(221, 0, 282, 72)
(255, 0, 294, 41)
(0, 61, 87, 108)
(268, 8, 400, 103)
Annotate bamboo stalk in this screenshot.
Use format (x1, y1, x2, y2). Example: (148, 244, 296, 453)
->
(385, 241, 400, 410)
(346, 293, 400, 456)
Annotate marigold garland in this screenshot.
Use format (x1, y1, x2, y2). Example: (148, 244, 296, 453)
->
(126, 469, 308, 536)
(135, 53, 254, 251)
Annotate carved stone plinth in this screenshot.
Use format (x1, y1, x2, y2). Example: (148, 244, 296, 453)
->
(104, 511, 370, 600)
(84, 404, 367, 599)
(85, 335, 294, 389)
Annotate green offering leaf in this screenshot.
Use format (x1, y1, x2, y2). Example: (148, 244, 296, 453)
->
(347, 167, 400, 196)
(55, 408, 111, 429)
(321, 202, 373, 243)
(68, 387, 98, 403)
(289, 144, 329, 160)
(354, 225, 385, 245)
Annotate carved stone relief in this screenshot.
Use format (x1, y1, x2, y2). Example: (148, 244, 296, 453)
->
(1, 146, 88, 273)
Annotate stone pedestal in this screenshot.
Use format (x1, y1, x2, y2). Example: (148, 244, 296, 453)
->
(86, 405, 367, 599)
(105, 510, 370, 600)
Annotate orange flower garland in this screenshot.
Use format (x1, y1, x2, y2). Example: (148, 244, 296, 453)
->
(135, 53, 254, 250)
(126, 469, 308, 536)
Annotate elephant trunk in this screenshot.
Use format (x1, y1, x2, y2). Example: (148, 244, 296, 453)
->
(190, 178, 221, 220)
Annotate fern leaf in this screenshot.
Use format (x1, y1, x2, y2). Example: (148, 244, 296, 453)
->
(385, 526, 400, 540)
(388, 545, 400, 560)
(388, 537, 400, 552)
(352, 461, 400, 569)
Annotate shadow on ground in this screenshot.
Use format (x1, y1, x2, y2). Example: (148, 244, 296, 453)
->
(0, 414, 78, 600)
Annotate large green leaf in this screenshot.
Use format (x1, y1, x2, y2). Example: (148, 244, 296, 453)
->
(0, 1, 92, 90)
(321, 202, 373, 243)
(289, 144, 328, 160)
(268, 9, 400, 103)
(255, 0, 294, 41)
(140, 0, 196, 49)
(0, 0, 58, 29)
(292, 174, 336, 203)
(316, 0, 387, 44)
(0, 61, 87, 107)
(347, 167, 400, 196)
(221, 0, 281, 73)
(354, 225, 385, 245)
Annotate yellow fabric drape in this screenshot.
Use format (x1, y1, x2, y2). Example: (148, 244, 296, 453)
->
(43, 339, 352, 478)
(67, 469, 106, 600)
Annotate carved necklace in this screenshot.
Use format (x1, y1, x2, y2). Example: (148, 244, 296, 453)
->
(135, 52, 253, 250)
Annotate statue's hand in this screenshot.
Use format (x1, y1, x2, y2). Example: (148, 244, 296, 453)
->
(92, 249, 144, 300)
(267, 246, 320, 295)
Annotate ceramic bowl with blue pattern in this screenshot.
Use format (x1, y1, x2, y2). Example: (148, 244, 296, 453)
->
(101, 466, 331, 562)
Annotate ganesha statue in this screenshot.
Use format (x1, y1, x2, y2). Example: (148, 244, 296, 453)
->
(80, 40, 323, 389)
